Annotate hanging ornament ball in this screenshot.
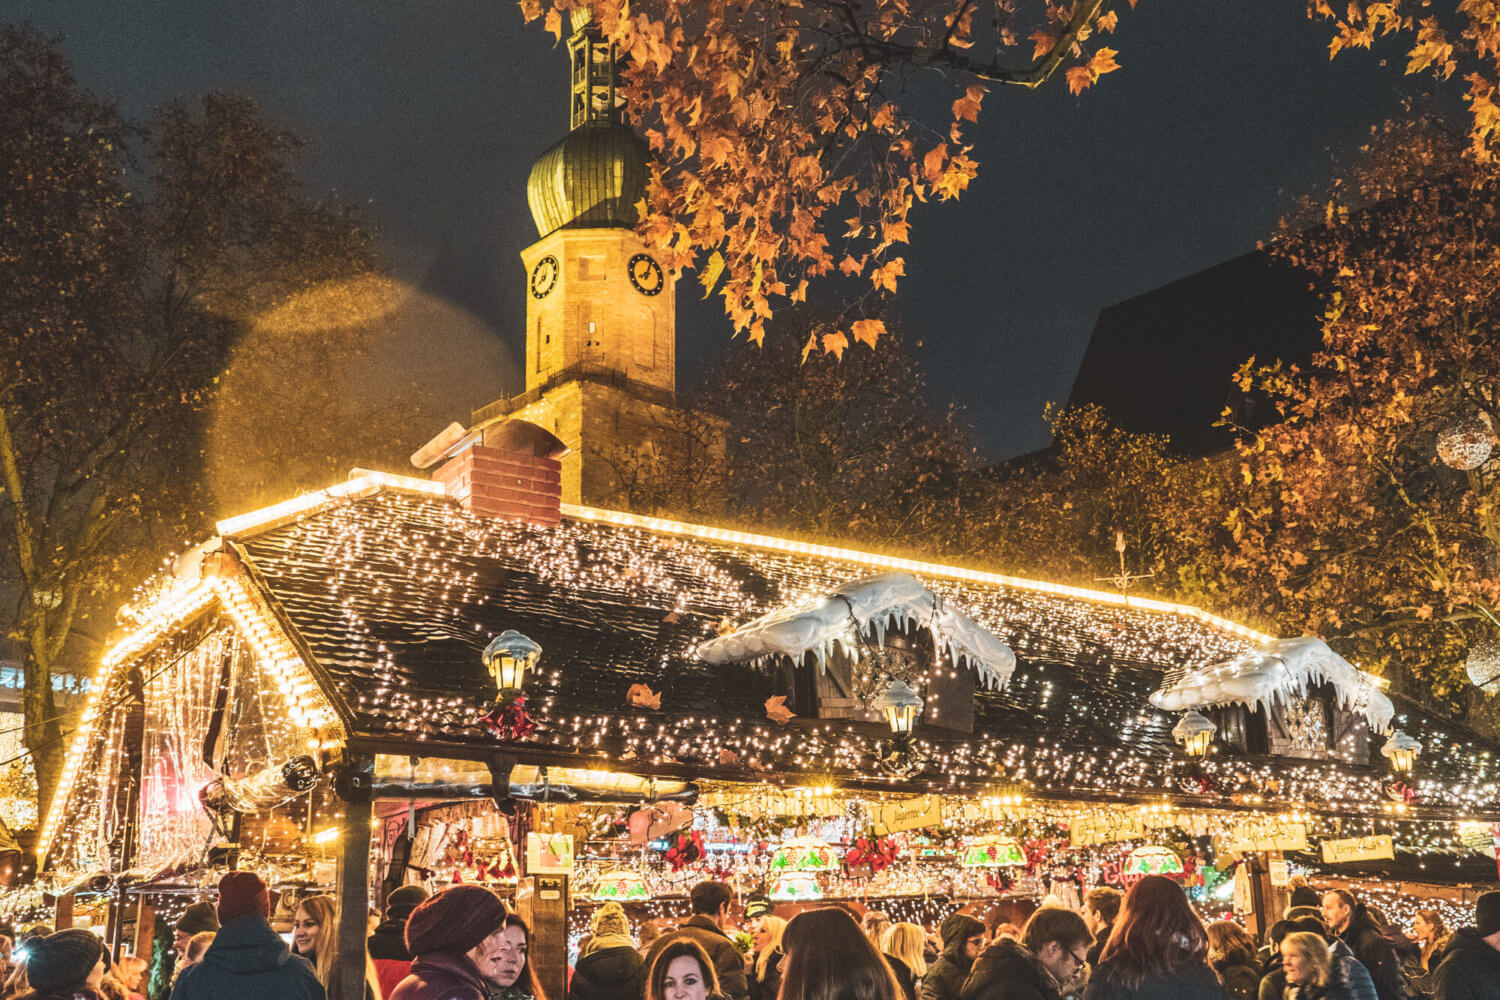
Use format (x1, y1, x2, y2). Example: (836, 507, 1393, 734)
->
(1466, 638, 1500, 691)
(1437, 415, 1493, 470)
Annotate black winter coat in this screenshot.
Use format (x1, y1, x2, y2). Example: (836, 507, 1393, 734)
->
(1432, 929, 1500, 1000)
(749, 948, 783, 1000)
(1081, 960, 1224, 1000)
(369, 917, 413, 962)
(643, 916, 749, 1000)
(1213, 954, 1260, 1000)
(921, 943, 975, 1000)
(169, 916, 325, 1000)
(1338, 906, 1410, 1000)
(886, 954, 918, 1000)
(567, 944, 645, 1000)
(960, 939, 1061, 1000)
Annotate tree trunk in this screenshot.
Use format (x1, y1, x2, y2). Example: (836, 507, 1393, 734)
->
(24, 650, 64, 831)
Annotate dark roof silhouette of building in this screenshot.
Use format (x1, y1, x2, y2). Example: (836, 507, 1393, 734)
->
(1067, 250, 1322, 454)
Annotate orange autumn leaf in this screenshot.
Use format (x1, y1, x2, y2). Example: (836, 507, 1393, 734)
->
(765, 695, 795, 725)
(952, 84, 986, 123)
(822, 329, 849, 359)
(850, 317, 886, 348)
(871, 257, 905, 293)
(922, 143, 948, 183)
(799, 331, 818, 363)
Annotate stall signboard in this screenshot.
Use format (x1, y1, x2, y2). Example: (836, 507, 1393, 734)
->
(872, 795, 942, 835)
(1318, 836, 1394, 864)
(1069, 812, 1147, 846)
(526, 832, 574, 874)
(1268, 860, 1290, 886)
(1222, 820, 1307, 854)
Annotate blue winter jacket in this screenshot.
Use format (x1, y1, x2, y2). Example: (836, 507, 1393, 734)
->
(169, 914, 326, 1000)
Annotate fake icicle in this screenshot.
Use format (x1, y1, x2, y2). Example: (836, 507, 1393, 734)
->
(1149, 637, 1394, 730)
(696, 572, 1016, 689)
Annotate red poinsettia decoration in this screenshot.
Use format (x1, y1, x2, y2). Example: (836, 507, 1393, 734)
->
(481, 696, 536, 741)
(666, 830, 705, 871)
(986, 869, 1014, 893)
(1384, 780, 1419, 804)
(845, 836, 899, 875)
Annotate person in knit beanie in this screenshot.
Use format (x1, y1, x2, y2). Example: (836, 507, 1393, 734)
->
(169, 872, 323, 1000)
(566, 903, 645, 1000)
(369, 885, 431, 999)
(172, 903, 218, 962)
(18, 929, 105, 1000)
(390, 885, 510, 1000)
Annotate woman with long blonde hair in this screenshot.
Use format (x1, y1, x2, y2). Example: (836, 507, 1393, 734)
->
(879, 923, 927, 1000)
(749, 916, 786, 1000)
(292, 895, 340, 990)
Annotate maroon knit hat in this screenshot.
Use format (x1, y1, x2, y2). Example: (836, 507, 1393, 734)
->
(217, 871, 271, 925)
(405, 885, 507, 956)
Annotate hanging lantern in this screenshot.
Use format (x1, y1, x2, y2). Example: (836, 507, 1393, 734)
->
(484, 630, 541, 697)
(769, 871, 823, 901)
(1123, 845, 1184, 884)
(591, 869, 650, 903)
(872, 679, 923, 735)
(1381, 730, 1422, 774)
(1437, 415, 1493, 470)
(769, 836, 836, 874)
(959, 835, 1026, 868)
(1172, 710, 1217, 758)
(1466, 639, 1500, 691)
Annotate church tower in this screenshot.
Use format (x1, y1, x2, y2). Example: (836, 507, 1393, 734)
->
(466, 13, 708, 507)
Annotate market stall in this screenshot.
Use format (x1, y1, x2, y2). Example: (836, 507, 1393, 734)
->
(22, 470, 1500, 999)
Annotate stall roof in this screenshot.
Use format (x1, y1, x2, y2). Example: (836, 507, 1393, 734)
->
(88, 473, 1500, 818)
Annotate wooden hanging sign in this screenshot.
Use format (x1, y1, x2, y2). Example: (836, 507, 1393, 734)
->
(1223, 820, 1307, 854)
(1318, 835, 1394, 864)
(1069, 811, 1147, 846)
(872, 795, 942, 835)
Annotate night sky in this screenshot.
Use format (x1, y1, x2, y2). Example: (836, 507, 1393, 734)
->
(15, 2, 1417, 458)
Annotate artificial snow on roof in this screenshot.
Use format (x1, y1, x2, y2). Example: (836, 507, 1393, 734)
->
(695, 572, 1016, 689)
(1148, 637, 1394, 730)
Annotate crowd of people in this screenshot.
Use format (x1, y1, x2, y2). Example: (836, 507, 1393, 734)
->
(0, 872, 1493, 1000)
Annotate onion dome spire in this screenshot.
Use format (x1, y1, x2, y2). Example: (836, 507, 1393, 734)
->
(526, 14, 649, 238)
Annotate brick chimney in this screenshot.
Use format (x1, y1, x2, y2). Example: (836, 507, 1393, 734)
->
(419, 419, 568, 527)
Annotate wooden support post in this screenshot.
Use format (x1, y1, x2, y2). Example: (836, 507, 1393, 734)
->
(132, 900, 156, 960)
(104, 892, 123, 957)
(335, 755, 374, 1000)
(1244, 855, 1276, 943)
(54, 892, 74, 930)
(527, 873, 569, 1000)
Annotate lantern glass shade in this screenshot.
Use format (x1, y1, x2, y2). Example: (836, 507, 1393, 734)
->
(592, 869, 649, 902)
(1172, 710, 1216, 758)
(484, 630, 541, 693)
(1467, 639, 1500, 690)
(872, 678, 923, 736)
(769, 872, 823, 901)
(1437, 415, 1494, 470)
(959, 835, 1026, 868)
(1382, 730, 1422, 774)
(769, 836, 835, 873)
(1123, 845, 1183, 884)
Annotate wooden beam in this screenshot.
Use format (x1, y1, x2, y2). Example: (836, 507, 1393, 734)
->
(132, 900, 156, 961)
(335, 755, 374, 1000)
(54, 892, 73, 930)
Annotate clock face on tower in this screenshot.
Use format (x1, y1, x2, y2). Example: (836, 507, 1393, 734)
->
(628, 253, 664, 296)
(529, 255, 559, 299)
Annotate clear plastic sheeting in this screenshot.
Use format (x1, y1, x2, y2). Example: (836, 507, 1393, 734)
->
(695, 572, 1016, 688)
(1149, 637, 1394, 731)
